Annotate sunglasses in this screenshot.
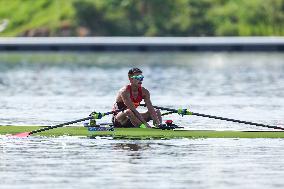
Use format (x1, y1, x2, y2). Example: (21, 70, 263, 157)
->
(130, 75, 144, 81)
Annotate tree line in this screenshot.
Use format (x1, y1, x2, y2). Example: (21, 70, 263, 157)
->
(0, 0, 283, 36)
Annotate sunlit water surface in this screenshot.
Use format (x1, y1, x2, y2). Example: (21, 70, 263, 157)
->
(0, 52, 284, 188)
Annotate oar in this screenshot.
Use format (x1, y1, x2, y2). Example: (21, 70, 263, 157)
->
(161, 111, 175, 116)
(141, 104, 284, 130)
(12, 109, 123, 137)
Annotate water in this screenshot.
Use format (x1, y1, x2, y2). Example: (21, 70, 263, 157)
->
(0, 51, 284, 188)
(1, 137, 284, 189)
(0, 52, 283, 129)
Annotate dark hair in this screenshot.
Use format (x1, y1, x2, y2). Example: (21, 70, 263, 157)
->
(128, 68, 142, 76)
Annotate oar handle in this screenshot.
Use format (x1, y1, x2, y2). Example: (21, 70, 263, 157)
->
(141, 104, 284, 131)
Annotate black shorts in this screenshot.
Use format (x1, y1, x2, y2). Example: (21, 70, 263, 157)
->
(112, 116, 135, 128)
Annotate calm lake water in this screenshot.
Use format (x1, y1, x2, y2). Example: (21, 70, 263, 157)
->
(0, 52, 284, 188)
(1, 137, 284, 189)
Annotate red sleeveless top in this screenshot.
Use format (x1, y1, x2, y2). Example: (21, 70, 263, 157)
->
(127, 84, 143, 108)
(113, 84, 143, 112)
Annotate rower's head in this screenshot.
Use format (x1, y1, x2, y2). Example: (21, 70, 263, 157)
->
(128, 68, 144, 85)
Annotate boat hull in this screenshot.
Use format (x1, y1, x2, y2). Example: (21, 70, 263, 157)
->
(1, 126, 284, 139)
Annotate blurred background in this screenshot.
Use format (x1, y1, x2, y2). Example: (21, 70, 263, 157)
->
(0, 0, 283, 129)
(0, 0, 283, 37)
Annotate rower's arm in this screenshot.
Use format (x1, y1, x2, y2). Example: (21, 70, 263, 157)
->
(143, 89, 161, 126)
(121, 90, 148, 126)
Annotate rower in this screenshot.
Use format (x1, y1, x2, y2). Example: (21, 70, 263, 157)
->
(112, 68, 162, 128)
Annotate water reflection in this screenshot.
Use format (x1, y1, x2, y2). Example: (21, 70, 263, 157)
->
(114, 143, 149, 151)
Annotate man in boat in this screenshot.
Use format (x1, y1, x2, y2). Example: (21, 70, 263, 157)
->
(112, 68, 162, 128)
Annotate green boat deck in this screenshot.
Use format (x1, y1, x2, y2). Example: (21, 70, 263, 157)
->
(1, 126, 284, 139)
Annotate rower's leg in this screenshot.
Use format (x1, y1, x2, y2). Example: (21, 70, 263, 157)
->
(124, 109, 143, 127)
(141, 109, 162, 125)
(115, 109, 142, 127)
(114, 112, 128, 124)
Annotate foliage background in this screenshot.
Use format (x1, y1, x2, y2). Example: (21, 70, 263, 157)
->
(0, 0, 283, 36)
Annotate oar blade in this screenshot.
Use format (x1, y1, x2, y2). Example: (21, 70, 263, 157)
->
(11, 132, 31, 138)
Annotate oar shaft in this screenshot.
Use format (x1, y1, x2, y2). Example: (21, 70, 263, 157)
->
(191, 112, 284, 130)
(161, 111, 175, 116)
(30, 109, 122, 135)
(143, 104, 284, 130)
(30, 116, 93, 134)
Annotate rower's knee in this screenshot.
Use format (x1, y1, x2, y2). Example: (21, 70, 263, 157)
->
(125, 109, 135, 118)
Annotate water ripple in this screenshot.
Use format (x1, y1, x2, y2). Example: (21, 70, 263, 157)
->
(1, 137, 284, 189)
